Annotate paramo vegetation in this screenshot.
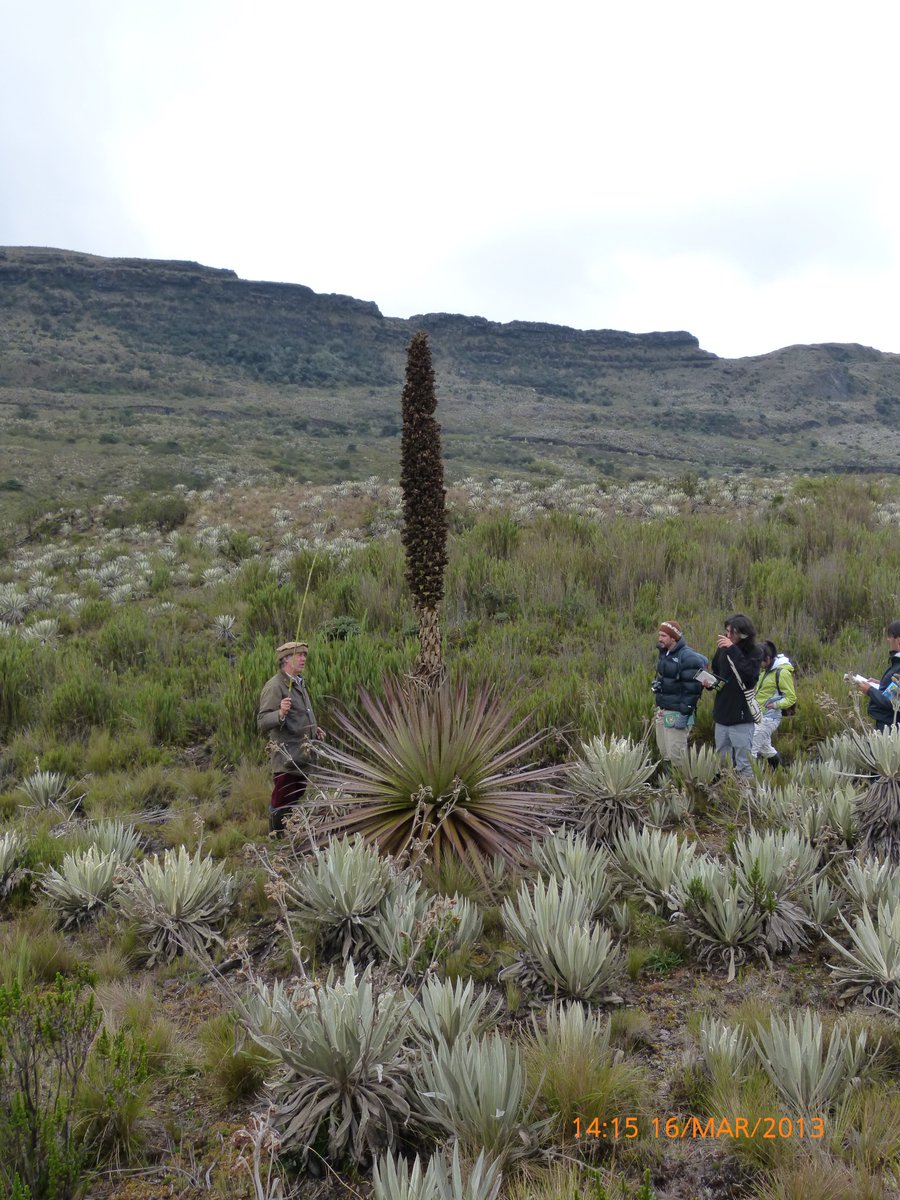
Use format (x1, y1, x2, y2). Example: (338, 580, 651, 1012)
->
(1, 470, 900, 1200)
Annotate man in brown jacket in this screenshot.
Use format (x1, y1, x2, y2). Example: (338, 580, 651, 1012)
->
(257, 640, 325, 834)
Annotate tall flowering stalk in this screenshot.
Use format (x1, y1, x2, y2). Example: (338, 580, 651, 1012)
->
(400, 331, 448, 685)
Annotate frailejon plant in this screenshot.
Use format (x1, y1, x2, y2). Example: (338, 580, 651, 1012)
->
(116, 846, 235, 964)
(282, 834, 394, 961)
(569, 734, 656, 843)
(731, 830, 821, 894)
(730, 831, 819, 956)
(825, 899, 900, 1012)
(41, 847, 123, 929)
(249, 962, 413, 1167)
(0, 973, 99, 1200)
(413, 1032, 547, 1164)
(16, 768, 74, 810)
(501, 876, 623, 1003)
(315, 679, 563, 878)
(675, 743, 721, 788)
(373, 1145, 502, 1200)
(531, 828, 620, 918)
(612, 826, 697, 913)
(670, 860, 765, 981)
(88, 820, 141, 863)
(409, 976, 500, 1050)
(751, 1009, 871, 1114)
(698, 1015, 753, 1084)
(366, 886, 483, 974)
(840, 855, 900, 915)
(849, 728, 900, 861)
(0, 831, 25, 899)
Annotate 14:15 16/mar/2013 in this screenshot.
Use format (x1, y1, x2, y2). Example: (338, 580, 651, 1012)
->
(572, 1115, 826, 1140)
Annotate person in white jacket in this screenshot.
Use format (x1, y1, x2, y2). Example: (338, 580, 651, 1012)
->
(751, 641, 797, 768)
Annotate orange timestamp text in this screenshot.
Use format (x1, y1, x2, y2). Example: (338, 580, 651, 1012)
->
(572, 1115, 826, 1141)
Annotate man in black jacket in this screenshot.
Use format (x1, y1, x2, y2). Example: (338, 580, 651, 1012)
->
(854, 620, 900, 732)
(652, 620, 708, 769)
(709, 613, 763, 776)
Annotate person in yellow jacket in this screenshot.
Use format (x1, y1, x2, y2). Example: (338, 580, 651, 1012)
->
(751, 641, 797, 768)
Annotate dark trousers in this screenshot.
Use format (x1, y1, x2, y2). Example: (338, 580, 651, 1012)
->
(269, 771, 308, 834)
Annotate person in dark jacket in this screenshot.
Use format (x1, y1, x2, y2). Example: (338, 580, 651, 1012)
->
(257, 639, 325, 834)
(652, 620, 708, 768)
(709, 613, 763, 776)
(853, 620, 900, 732)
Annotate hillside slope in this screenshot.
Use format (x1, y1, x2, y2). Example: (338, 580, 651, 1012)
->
(1, 246, 897, 505)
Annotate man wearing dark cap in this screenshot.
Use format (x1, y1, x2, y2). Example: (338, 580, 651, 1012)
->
(257, 640, 325, 834)
(652, 620, 708, 769)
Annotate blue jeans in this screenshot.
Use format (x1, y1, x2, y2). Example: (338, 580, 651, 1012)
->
(715, 722, 755, 775)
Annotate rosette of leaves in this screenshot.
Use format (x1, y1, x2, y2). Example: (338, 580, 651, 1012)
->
(117, 846, 234, 964)
(732, 830, 821, 893)
(569, 734, 656, 843)
(367, 885, 483, 973)
(729, 830, 821, 955)
(531, 828, 619, 918)
(840, 855, 900, 915)
(825, 899, 900, 1011)
(251, 962, 413, 1167)
(799, 784, 858, 849)
(848, 728, 900, 861)
(612, 826, 697, 914)
(751, 1009, 871, 1113)
(0, 830, 25, 899)
(672, 743, 720, 807)
(373, 1146, 501, 1200)
(283, 834, 395, 961)
(501, 876, 623, 1002)
(800, 876, 840, 929)
(240, 978, 312, 1046)
(819, 733, 860, 774)
(41, 846, 124, 929)
(670, 860, 765, 981)
(408, 976, 500, 1050)
(698, 1015, 753, 1084)
(89, 820, 141, 863)
(313, 679, 563, 878)
(412, 1033, 546, 1164)
(16, 768, 73, 810)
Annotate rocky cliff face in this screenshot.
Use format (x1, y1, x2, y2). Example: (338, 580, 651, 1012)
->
(1, 246, 898, 482)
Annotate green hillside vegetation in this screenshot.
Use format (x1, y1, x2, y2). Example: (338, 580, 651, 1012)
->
(1, 472, 900, 1199)
(1, 247, 899, 524)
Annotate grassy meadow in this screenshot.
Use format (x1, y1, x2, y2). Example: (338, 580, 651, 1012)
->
(1, 470, 900, 1200)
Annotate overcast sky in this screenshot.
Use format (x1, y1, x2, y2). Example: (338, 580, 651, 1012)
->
(3, 0, 899, 358)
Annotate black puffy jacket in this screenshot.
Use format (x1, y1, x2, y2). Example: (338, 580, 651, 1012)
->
(654, 637, 708, 716)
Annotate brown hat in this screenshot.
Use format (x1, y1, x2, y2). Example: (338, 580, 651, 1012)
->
(276, 640, 308, 661)
(658, 620, 682, 640)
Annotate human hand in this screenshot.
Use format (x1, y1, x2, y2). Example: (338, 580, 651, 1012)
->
(856, 679, 871, 695)
(279, 697, 292, 717)
(316, 726, 326, 741)
(717, 634, 734, 649)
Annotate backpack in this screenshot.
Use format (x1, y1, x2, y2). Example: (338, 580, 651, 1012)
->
(775, 667, 797, 716)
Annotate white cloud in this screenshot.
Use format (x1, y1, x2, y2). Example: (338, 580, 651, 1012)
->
(3, 0, 900, 356)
